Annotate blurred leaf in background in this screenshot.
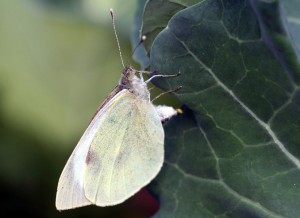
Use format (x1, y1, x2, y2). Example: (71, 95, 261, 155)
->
(0, 0, 159, 217)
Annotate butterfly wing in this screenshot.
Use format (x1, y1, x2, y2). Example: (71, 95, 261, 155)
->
(83, 92, 164, 206)
(55, 89, 129, 210)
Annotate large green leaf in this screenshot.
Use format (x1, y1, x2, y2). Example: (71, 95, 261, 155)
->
(135, 0, 300, 217)
(133, 0, 201, 67)
(282, 0, 300, 56)
(141, 0, 201, 52)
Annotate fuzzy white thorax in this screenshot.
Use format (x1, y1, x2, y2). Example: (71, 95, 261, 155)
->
(130, 74, 150, 101)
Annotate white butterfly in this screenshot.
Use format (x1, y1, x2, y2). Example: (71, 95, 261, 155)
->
(55, 66, 180, 210)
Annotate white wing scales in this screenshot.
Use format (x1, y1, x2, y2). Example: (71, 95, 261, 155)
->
(56, 90, 130, 210)
(83, 92, 164, 206)
(56, 89, 164, 209)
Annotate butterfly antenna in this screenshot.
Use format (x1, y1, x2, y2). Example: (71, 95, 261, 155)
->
(110, 9, 125, 68)
(132, 35, 146, 57)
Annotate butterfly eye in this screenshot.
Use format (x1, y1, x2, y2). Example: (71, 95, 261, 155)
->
(126, 69, 135, 79)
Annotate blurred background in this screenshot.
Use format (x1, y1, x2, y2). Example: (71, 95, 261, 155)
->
(0, 0, 160, 217)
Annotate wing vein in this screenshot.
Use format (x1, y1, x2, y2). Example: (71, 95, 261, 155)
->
(107, 112, 132, 201)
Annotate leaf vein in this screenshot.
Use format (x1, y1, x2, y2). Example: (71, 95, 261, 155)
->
(168, 28, 300, 169)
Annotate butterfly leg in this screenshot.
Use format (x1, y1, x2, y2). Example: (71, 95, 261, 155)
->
(144, 72, 181, 84)
(151, 86, 182, 102)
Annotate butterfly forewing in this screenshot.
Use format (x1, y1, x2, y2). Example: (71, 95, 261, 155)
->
(55, 90, 130, 210)
(83, 91, 164, 206)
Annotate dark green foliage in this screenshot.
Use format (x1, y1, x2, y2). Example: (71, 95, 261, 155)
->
(134, 0, 300, 217)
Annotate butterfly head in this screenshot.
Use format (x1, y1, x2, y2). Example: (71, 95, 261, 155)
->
(119, 67, 150, 101)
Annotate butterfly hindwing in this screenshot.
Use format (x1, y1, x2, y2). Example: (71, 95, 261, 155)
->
(83, 91, 164, 206)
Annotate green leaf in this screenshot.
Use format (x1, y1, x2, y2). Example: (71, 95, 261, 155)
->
(141, 0, 201, 53)
(133, 0, 201, 67)
(250, 0, 300, 84)
(134, 0, 300, 217)
(282, 0, 300, 56)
